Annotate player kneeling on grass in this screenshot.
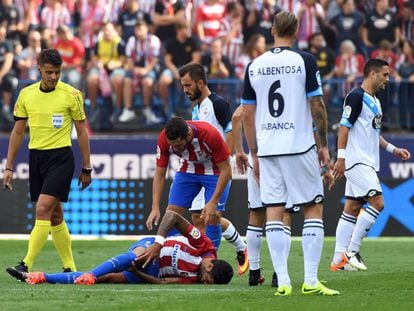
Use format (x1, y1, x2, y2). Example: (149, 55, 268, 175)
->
(19, 211, 233, 285)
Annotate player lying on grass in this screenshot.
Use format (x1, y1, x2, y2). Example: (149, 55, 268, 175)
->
(16, 211, 234, 285)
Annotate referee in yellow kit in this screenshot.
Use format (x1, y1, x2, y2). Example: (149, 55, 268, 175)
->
(3, 49, 92, 280)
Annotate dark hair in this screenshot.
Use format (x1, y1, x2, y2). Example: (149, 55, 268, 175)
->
(273, 11, 298, 38)
(38, 49, 62, 66)
(165, 116, 189, 140)
(211, 259, 233, 284)
(178, 62, 207, 84)
(363, 58, 389, 77)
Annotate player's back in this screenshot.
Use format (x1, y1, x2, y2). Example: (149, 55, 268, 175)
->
(243, 47, 322, 156)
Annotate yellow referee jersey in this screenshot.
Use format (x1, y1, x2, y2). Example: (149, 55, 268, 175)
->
(13, 81, 86, 150)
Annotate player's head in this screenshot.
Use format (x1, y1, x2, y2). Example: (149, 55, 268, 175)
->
(272, 11, 298, 40)
(200, 259, 234, 284)
(363, 58, 390, 91)
(38, 49, 62, 90)
(165, 116, 191, 153)
(179, 62, 207, 101)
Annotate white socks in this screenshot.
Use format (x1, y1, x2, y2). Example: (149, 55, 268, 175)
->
(302, 219, 324, 286)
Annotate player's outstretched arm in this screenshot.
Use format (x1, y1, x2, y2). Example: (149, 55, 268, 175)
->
(380, 136, 411, 161)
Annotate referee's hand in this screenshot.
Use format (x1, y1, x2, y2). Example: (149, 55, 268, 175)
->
(78, 172, 92, 190)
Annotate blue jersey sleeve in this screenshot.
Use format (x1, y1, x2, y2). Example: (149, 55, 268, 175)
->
(211, 94, 232, 133)
(339, 88, 363, 128)
(241, 63, 256, 105)
(300, 51, 323, 98)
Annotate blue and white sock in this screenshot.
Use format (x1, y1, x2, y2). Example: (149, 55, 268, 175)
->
(348, 205, 380, 253)
(45, 272, 83, 284)
(91, 252, 137, 277)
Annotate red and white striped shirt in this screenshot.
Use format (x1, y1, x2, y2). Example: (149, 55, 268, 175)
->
(125, 34, 161, 66)
(79, 0, 106, 48)
(159, 224, 216, 284)
(156, 121, 231, 175)
(217, 16, 243, 66)
(40, 4, 71, 38)
(196, 2, 225, 44)
(294, 2, 325, 50)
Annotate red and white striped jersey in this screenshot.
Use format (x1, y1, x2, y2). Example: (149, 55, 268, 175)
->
(156, 121, 231, 175)
(195, 2, 225, 44)
(125, 34, 161, 67)
(217, 16, 243, 66)
(79, 1, 106, 48)
(139, 0, 156, 15)
(294, 2, 325, 50)
(40, 4, 71, 38)
(159, 224, 216, 284)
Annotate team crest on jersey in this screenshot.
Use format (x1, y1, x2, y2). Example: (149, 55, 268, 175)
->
(52, 114, 63, 128)
(156, 145, 161, 159)
(273, 47, 282, 54)
(372, 114, 382, 130)
(342, 105, 352, 118)
(190, 227, 201, 239)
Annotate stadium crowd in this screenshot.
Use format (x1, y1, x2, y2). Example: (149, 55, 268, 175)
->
(0, 0, 413, 131)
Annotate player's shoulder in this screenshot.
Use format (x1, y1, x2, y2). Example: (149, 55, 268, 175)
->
(208, 93, 229, 106)
(18, 81, 41, 95)
(344, 87, 364, 104)
(56, 81, 82, 97)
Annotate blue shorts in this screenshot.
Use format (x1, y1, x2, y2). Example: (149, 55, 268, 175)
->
(122, 237, 160, 284)
(169, 172, 230, 212)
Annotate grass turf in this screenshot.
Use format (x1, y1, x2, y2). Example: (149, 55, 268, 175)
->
(1, 238, 413, 311)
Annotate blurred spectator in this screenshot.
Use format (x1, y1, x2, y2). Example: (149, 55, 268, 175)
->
(334, 39, 365, 99)
(362, 0, 400, 56)
(234, 33, 266, 80)
(15, 29, 41, 81)
(103, 0, 126, 24)
(117, 0, 152, 43)
(37, 24, 52, 49)
(307, 32, 336, 105)
(79, 0, 106, 61)
(278, 0, 300, 12)
(395, 39, 414, 130)
(329, 0, 364, 54)
(294, 0, 326, 50)
(120, 20, 162, 123)
(158, 21, 201, 116)
(399, 0, 414, 43)
(86, 22, 126, 123)
(371, 39, 398, 126)
(139, 0, 156, 15)
(201, 38, 233, 79)
(14, 0, 42, 32)
(40, 0, 72, 41)
(0, 24, 18, 122)
(243, 0, 279, 47)
(153, 0, 185, 43)
(370, 39, 397, 74)
(216, 1, 244, 67)
(0, 0, 24, 44)
(195, 0, 225, 47)
(54, 25, 85, 90)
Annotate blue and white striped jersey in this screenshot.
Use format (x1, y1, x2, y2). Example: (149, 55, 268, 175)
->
(241, 47, 322, 156)
(192, 93, 232, 139)
(339, 87, 382, 171)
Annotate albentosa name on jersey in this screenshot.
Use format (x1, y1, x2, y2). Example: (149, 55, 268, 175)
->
(261, 122, 295, 130)
(256, 65, 302, 76)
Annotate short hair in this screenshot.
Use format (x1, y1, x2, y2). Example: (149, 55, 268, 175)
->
(273, 11, 298, 38)
(178, 62, 207, 84)
(38, 49, 63, 66)
(363, 58, 389, 77)
(165, 116, 189, 140)
(211, 259, 234, 284)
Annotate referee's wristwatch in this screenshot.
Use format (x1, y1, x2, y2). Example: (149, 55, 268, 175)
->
(81, 167, 93, 175)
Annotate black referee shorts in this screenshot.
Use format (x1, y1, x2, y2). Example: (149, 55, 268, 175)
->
(29, 147, 75, 202)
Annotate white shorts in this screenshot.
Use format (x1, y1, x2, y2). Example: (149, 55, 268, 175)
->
(189, 188, 205, 211)
(259, 147, 324, 206)
(344, 164, 382, 199)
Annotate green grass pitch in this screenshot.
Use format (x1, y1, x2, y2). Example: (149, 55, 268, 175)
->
(1, 238, 413, 311)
